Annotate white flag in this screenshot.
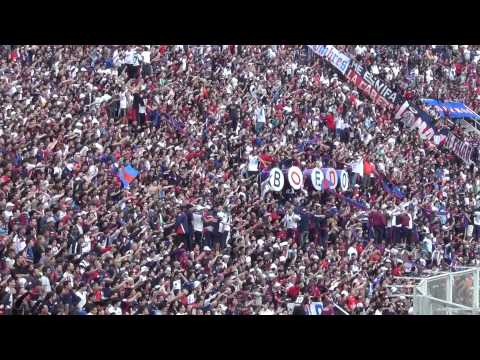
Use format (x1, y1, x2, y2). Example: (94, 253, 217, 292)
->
(350, 159, 364, 177)
(260, 175, 272, 200)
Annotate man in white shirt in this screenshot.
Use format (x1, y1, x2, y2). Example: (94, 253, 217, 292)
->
(336, 115, 345, 142)
(125, 48, 141, 80)
(247, 154, 259, 176)
(217, 207, 231, 249)
(473, 208, 480, 240)
(255, 104, 266, 134)
(283, 208, 301, 243)
(118, 89, 128, 119)
(192, 208, 204, 247)
(141, 46, 152, 77)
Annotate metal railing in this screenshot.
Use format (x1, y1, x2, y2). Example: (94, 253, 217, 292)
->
(413, 267, 480, 315)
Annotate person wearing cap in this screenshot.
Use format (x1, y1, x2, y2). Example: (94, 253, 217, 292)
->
(2, 44, 480, 315)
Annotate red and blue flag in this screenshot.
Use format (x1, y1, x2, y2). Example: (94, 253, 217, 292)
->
(118, 164, 139, 189)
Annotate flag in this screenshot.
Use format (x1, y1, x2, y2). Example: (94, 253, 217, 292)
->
(331, 190, 369, 210)
(261, 175, 272, 199)
(118, 164, 139, 189)
(176, 223, 186, 236)
(382, 180, 405, 200)
(343, 196, 369, 210)
(350, 159, 364, 177)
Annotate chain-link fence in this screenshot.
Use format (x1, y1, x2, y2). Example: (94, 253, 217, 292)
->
(413, 268, 480, 315)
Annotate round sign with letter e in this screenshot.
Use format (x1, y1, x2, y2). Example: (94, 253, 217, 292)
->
(310, 167, 324, 191)
(288, 166, 303, 190)
(269, 167, 285, 192)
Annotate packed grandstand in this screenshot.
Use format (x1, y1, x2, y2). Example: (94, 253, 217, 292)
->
(1, 45, 480, 315)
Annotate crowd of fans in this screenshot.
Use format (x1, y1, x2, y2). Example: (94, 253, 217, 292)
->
(1, 45, 480, 315)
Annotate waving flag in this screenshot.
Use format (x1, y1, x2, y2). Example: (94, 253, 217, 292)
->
(330, 190, 369, 210)
(382, 180, 405, 200)
(350, 159, 364, 177)
(118, 164, 139, 189)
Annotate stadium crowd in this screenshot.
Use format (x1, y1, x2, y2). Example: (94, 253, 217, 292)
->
(1, 45, 480, 315)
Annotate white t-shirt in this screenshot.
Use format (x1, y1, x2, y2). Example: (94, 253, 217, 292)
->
(256, 106, 266, 124)
(125, 50, 134, 65)
(141, 50, 151, 64)
(217, 211, 231, 233)
(423, 238, 433, 253)
(347, 246, 358, 259)
(248, 155, 259, 172)
(62, 271, 74, 288)
(120, 91, 127, 109)
(139, 99, 146, 114)
(40, 275, 52, 293)
(284, 213, 301, 229)
(336, 117, 345, 130)
(473, 211, 480, 226)
(192, 212, 204, 232)
(355, 46, 366, 56)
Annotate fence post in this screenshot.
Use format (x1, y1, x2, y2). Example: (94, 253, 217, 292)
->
(474, 269, 479, 310)
(446, 274, 453, 303)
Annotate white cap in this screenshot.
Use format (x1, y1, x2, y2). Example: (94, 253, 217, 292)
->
(203, 246, 211, 252)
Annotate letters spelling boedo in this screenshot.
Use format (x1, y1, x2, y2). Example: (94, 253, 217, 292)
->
(266, 167, 350, 192)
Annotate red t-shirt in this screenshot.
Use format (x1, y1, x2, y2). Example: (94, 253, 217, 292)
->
(325, 114, 335, 130)
(287, 285, 300, 299)
(259, 153, 275, 170)
(346, 295, 357, 311)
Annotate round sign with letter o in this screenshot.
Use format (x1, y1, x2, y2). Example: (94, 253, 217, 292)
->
(288, 166, 303, 190)
(310, 167, 324, 191)
(337, 170, 349, 191)
(269, 167, 284, 192)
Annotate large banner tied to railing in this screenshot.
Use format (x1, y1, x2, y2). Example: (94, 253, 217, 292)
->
(309, 45, 475, 165)
(421, 99, 480, 120)
(444, 132, 474, 164)
(307, 45, 351, 75)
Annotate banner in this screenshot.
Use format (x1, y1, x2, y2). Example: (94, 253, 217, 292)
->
(395, 100, 440, 142)
(304, 168, 324, 191)
(323, 168, 338, 189)
(288, 166, 304, 190)
(421, 99, 480, 120)
(269, 168, 285, 192)
(345, 61, 401, 109)
(337, 170, 349, 192)
(345, 68, 394, 110)
(445, 132, 474, 164)
(308, 45, 351, 75)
